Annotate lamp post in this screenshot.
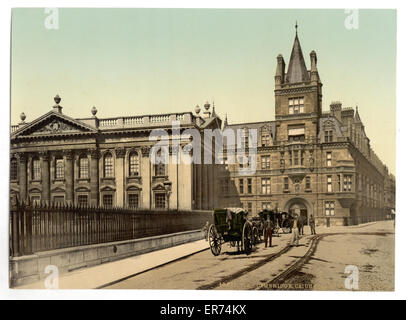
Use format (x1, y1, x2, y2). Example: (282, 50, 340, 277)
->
(164, 181, 172, 211)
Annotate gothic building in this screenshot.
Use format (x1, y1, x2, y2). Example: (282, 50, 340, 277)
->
(217, 29, 395, 226)
(10, 97, 220, 210)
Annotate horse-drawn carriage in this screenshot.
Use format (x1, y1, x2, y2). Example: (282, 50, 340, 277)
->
(258, 210, 295, 235)
(208, 208, 257, 256)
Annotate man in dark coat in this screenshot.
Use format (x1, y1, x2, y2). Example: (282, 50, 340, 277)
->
(264, 215, 274, 248)
(298, 214, 305, 235)
(309, 215, 316, 235)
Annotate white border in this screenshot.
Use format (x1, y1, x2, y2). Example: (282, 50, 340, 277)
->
(0, 0, 404, 300)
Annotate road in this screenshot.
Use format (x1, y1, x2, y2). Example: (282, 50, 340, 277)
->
(105, 221, 395, 291)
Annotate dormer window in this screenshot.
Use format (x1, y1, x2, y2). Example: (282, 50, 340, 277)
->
(261, 133, 270, 146)
(288, 97, 304, 114)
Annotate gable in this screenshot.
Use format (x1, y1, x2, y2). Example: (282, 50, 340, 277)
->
(11, 111, 97, 139)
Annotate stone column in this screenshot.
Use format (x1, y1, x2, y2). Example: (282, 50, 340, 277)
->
(39, 152, 50, 202)
(90, 149, 100, 206)
(17, 153, 27, 202)
(115, 148, 126, 207)
(64, 150, 74, 204)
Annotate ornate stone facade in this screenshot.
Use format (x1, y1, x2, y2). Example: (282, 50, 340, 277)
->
(216, 31, 395, 226)
(10, 100, 221, 210)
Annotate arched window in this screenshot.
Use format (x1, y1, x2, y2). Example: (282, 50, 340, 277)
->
(79, 155, 89, 179)
(154, 151, 166, 177)
(10, 158, 18, 181)
(55, 157, 64, 179)
(32, 157, 41, 180)
(129, 151, 139, 176)
(104, 153, 113, 178)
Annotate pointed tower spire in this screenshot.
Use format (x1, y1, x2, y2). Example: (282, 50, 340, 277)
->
(223, 114, 228, 128)
(354, 105, 362, 123)
(286, 23, 310, 84)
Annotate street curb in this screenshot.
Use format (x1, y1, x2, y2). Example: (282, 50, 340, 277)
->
(97, 246, 209, 289)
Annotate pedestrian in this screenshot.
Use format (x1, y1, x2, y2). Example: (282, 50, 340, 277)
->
(264, 215, 274, 248)
(290, 214, 300, 247)
(309, 214, 316, 235)
(298, 214, 305, 235)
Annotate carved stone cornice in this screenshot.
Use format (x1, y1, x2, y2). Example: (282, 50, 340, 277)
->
(89, 149, 100, 159)
(115, 148, 126, 158)
(141, 146, 151, 157)
(63, 150, 74, 160)
(38, 151, 50, 160)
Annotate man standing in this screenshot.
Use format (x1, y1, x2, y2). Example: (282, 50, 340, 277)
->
(309, 215, 316, 235)
(290, 214, 300, 247)
(264, 215, 274, 248)
(298, 214, 305, 235)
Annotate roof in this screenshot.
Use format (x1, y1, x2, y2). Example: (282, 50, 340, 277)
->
(286, 34, 310, 83)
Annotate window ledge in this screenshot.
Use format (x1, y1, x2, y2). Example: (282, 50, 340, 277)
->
(101, 177, 115, 182)
(283, 189, 290, 193)
(76, 178, 90, 183)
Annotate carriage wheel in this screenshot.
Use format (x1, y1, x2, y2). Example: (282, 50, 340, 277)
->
(208, 224, 222, 256)
(242, 222, 253, 254)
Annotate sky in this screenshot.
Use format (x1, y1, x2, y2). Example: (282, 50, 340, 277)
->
(10, 8, 396, 174)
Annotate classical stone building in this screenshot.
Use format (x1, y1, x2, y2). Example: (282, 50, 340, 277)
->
(216, 30, 396, 226)
(10, 96, 221, 210)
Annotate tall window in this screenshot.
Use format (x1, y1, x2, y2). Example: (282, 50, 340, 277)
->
(239, 179, 244, 194)
(325, 201, 335, 216)
(327, 175, 332, 193)
(129, 152, 140, 176)
(261, 178, 271, 194)
(10, 158, 18, 180)
(337, 175, 341, 192)
(344, 175, 352, 192)
(55, 157, 64, 180)
(128, 194, 139, 208)
(325, 130, 333, 142)
(305, 176, 311, 189)
(79, 156, 89, 179)
(155, 193, 166, 209)
(293, 151, 299, 166)
(104, 153, 113, 178)
(288, 97, 304, 114)
(261, 155, 271, 170)
(326, 152, 332, 167)
(284, 177, 289, 190)
(103, 194, 113, 208)
(247, 178, 252, 194)
(261, 134, 270, 147)
(32, 158, 41, 180)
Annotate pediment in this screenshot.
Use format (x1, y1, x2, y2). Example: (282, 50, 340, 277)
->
(51, 187, 65, 193)
(11, 111, 97, 139)
(152, 183, 166, 191)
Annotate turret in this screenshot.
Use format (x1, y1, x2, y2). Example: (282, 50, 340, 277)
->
(275, 54, 286, 89)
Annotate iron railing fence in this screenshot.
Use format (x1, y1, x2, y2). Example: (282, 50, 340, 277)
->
(9, 200, 211, 257)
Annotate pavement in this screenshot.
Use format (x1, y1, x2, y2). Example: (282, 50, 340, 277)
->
(16, 239, 210, 289)
(16, 221, 391, 290)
